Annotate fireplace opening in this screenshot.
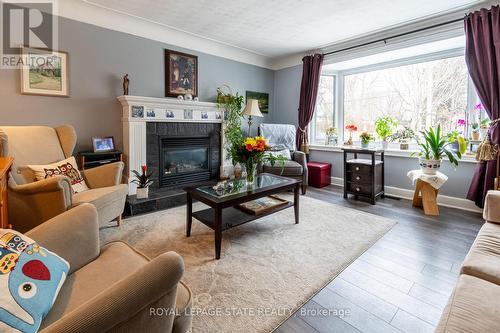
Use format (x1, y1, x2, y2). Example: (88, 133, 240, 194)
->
(159, 137, 212, 187)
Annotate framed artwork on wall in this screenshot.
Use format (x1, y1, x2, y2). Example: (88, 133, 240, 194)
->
(246, 91, 269, 113)
(165, 49, 198, 97)
(20, 47, 69, 97)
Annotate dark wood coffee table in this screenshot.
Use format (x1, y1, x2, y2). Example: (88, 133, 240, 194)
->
(185, 173, 301, 259)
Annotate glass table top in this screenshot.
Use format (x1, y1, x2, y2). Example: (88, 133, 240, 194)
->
(196, 174, 292, 198)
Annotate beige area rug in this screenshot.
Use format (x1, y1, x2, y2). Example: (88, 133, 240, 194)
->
(101, 195, 396, 333)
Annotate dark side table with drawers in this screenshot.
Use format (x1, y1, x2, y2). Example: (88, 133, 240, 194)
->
(342, 147, 385, 205)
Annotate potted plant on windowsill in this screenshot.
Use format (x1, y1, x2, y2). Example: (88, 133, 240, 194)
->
(480, 118, 490, 139)
(131, 165, 153, 199)
(359, 131, 373, 149)
(471, 122, 481, 141)
(390, 127, 415, 150)
(375, 116, 396, 150)
(413, 125, 466, 175)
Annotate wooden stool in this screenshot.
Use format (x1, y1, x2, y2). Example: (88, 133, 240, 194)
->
(412, 179, 439, 216)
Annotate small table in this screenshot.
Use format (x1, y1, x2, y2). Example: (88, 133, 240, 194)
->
(342, 147, 385, 205)
(408, 170, 448, 216)
(78, 150, 123, 170)
(185, 173, 301, 259)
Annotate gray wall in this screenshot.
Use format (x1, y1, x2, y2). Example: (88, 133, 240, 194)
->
(273, 65, 302, 126)
(274, 65, 476, 199)
(0, 16, 275, 151)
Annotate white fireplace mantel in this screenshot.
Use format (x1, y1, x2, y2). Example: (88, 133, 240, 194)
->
(117, 95, 226, 194)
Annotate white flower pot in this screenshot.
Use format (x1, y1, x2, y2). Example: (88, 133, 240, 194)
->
(136, 187, 149, 199)
(381, 141, 389, 150)
(361, 142, 369, 149)
(480, 128, 488, 140)
(419, 158, 441, 175)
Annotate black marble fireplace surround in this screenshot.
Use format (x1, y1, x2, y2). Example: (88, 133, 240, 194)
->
(125, 122, 221, 216)
(147, 122, 221, 188)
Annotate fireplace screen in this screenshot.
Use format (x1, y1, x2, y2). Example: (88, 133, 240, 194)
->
(164, 148, 209, 175)
(160, 137, 211, 187)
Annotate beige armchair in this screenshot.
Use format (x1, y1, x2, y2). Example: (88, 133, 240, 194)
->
(26, 203, 192, 333)
(0, 125, 128, 232)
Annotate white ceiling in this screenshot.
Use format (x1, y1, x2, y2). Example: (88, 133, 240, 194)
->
(84, 0, 482, 59)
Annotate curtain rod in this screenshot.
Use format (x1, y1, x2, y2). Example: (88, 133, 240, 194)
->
(322, 17, 465, 57)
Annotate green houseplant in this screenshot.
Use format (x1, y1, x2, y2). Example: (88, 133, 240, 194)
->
(359, 131, 373, 149)
(216, 85, 245, 166)
(471, 122, 480, 141)
(480, 118, 490, 139)
(375, 116, 397, 150)
(414, 125, 466, 175)
(390, 127, 416, 150)
(131, 165, 153, 199)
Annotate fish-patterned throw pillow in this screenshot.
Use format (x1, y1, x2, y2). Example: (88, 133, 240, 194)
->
(27, 156, 89, 193)
(0, 230, 69, 333)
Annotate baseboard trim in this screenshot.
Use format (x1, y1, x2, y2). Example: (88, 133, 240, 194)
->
(330, 177, 482, 214)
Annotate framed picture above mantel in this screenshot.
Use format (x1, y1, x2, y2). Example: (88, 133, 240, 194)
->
(165, 49, 198, 98)
(20, 47, 69, 97)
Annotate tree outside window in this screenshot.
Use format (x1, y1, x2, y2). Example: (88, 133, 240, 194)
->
(343, 56, 468, 142)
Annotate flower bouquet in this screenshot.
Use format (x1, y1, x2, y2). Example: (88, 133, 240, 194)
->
(233, 136, 285, 186)
(345, 124, 358, 145)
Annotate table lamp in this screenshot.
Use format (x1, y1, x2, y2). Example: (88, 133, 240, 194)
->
(243, 99, 263, 136)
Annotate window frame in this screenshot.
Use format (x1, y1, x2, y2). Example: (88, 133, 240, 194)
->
(312, 46, 478, 147)
(311, 74, 336, 145)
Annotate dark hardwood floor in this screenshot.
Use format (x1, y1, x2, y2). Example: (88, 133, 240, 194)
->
(275, 185, 484, 333)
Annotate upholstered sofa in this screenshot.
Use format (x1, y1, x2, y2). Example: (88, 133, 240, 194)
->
(0, 125, 128, 232)
(25, 203, 192, 333)
(435, 190, 500, 332)
(258, 124, 308, 194)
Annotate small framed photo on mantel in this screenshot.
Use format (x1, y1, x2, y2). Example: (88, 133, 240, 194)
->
(20, 47, 69, 97)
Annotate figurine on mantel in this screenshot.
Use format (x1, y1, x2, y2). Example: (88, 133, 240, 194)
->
(123, 74, 130, 95)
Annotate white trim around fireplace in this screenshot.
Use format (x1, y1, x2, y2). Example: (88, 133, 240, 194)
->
(118, 95, 226, 195)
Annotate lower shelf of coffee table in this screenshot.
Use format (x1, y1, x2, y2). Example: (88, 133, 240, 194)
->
(192, 201, 294, 231)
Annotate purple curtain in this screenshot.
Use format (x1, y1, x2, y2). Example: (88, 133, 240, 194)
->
(465, 6, 500, 208)
(296, 54, 324, 150)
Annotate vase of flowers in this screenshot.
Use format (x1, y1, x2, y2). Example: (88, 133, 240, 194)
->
(345, 124, 358, 145)
(325, 127, 338, 146)
(359, 131, 373, 149)
(234, 136, 285, 187)
(131, 165, 153, 199)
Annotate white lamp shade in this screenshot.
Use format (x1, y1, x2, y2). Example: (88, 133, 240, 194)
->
(243, 99, 263, 118)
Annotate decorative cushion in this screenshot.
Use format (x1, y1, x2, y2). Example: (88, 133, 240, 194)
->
(27, 156, 89, 193)
(268, 149, 291, 160)
(0, 230, 69, 333)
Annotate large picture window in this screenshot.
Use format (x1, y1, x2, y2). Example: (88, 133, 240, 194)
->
(343, 56, 469, 142)
(312, 76, 335, 143)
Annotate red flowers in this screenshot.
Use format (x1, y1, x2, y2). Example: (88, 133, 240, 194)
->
(345, 124, 358, 132)
(141, 165, 148, 173)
